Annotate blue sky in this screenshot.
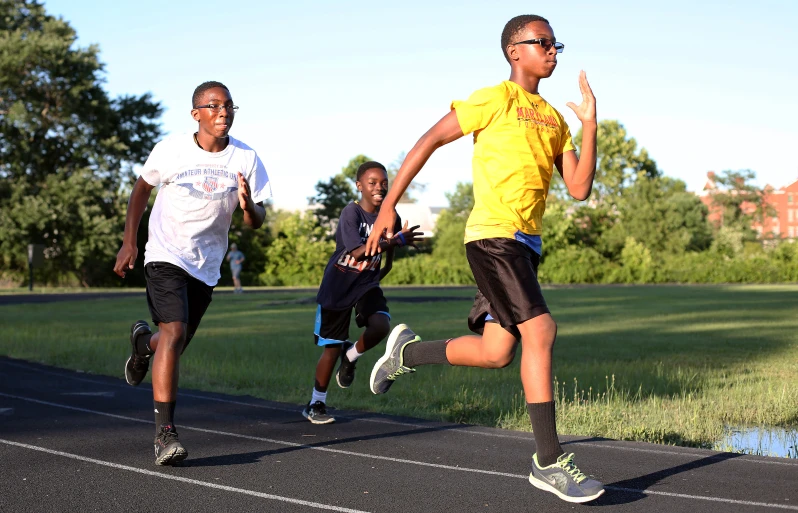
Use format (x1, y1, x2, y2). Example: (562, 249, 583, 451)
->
(43, 0, 798, 210)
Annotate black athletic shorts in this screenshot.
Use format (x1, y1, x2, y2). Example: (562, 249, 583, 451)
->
(145, 262, 214, 351)
(465, 238, 550, 339)
(313, 287, 389, 346)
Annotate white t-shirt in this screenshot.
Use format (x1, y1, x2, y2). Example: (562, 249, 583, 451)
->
(140, 133, 271, 286)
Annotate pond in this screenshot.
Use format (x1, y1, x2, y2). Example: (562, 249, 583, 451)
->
(715, 426, 798, 458)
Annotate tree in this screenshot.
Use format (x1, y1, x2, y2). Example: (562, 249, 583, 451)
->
(309, 153, 427, 232)
(603, 176, 712, 255)
(709, 169, 776, 241)
(308, 155, 367, 230)
(339, 154, 373, 183)
(308, 173, 358, 230)
(221, 202, 275, 287)
(0, 0, 163, 285)
(432, 182, 473, 264)
(259, 211, 335, 286)
(568, 120, 659, 202)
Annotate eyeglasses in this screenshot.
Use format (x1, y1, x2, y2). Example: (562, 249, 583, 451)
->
(512, 38, 564, 54)
(193, 104, 239, 113)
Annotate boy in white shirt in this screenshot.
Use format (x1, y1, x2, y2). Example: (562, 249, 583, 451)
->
(113, 81, 271, 465)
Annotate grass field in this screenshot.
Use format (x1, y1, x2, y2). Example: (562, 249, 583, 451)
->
(2, 285, 797, 456)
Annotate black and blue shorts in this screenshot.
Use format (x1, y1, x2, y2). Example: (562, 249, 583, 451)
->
(144, 261, 214, 351)
(314, 287, 389, 346)
(465, 238, 550, 339)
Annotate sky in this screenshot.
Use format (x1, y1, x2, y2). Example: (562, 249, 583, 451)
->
(42, 0, 798, 211)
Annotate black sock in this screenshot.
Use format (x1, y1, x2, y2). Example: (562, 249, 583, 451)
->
(403, 340, 450, 368)
(528, 401, 563, 467)
(136, 333, 154, 356)
(154, 401, 176, 432)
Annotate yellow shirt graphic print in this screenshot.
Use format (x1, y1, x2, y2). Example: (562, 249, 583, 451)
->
(452, 81, 575, 242)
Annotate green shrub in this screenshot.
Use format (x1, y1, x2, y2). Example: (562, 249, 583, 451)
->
(382, 254, 474, 285)
(538, 246, 616, 284)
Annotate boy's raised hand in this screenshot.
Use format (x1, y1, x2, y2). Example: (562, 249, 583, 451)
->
(237, 172, 252, 209)
(394, 221, 423, 249)
(365, 208, 397, 255)
(565, 71, 596, 124)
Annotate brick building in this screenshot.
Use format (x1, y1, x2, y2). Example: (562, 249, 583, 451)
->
(697, 172, 798, 239)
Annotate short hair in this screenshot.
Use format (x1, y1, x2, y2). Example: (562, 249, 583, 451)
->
(192, 81, 229, 108)
(356, 161, 387, 182)
(501, 15, 550, 63)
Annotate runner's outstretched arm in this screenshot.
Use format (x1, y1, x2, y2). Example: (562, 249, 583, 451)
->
(365, 111, 464, 255)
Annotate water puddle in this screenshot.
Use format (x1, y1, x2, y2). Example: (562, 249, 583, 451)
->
(715, 426, 798, 458)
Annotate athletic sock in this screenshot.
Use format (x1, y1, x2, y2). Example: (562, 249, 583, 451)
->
(311, 388, 327, 405)
(528, 401, 563, 467)
(403, 340, 450, 368)
(135, 332, 154, 356)
(346, 344, 363, 362)
(154, 401, 176, 432)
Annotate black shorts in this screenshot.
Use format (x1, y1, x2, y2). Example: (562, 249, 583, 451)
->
(145, 262, 214, 351)
(314, 287, 389, 346)
(465, 238, 550, 339)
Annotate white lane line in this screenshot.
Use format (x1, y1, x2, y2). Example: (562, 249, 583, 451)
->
(3, 391, 798, 511)
(61, 391, 115, 397)
(0, 408, 13, 415)
(606, 486, 798, 511)
(0, 392, 521, 479)
(3, 359, 798, 467)
(0, 438, 370, 513)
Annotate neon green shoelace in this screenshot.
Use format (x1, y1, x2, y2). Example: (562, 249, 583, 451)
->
(556, 453, 587, 484)
(387, 366, 414, 380)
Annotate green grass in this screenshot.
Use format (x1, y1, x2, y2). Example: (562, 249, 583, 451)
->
(2, 285, 797, 454)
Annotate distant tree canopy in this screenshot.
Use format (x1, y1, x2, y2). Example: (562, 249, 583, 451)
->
(0, 0, 163, 286)
(309, 153, 425, 232)
(709, 169, 776, 241)
(567, 120, 659, 202)
(430, 119, 714, 271)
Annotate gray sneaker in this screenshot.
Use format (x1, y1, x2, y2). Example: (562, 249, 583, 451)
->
(369, 324, 420, 394)
(528, 453, 604, 503)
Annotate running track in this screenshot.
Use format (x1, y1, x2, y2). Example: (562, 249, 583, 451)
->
(1, 358, 797, 512)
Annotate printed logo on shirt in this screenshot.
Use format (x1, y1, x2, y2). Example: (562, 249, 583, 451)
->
(333, 221, 382, 273)
(175, 168, 238, 201)
(335, 252, 381, 273)
(516, 105, 559, 130)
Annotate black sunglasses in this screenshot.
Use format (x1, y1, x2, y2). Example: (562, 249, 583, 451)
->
(512, 38, 564, 54)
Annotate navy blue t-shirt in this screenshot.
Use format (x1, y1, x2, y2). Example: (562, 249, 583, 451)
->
(316, 202, 402, 310)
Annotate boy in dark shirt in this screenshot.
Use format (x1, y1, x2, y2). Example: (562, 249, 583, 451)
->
(304, 161, 421, 424)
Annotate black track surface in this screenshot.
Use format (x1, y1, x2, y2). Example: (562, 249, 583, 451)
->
(1, 357, 797, 512)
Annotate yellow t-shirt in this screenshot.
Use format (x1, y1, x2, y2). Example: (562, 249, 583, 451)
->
(452, 81, 575, 242)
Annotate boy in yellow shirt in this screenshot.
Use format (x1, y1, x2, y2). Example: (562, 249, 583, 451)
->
(364, 14, 603, 503)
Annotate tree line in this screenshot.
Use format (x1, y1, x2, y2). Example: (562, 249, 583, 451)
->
(2, 0, 796, 288)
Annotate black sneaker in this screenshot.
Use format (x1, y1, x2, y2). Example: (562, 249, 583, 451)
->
(302, 401, 335, 425)
(335, 343, 357, 389)
(369, 324, 420, 394)
(153, 424, 188, 466)
(528, 453, 604, 503)
(125, 320, 152, 386)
